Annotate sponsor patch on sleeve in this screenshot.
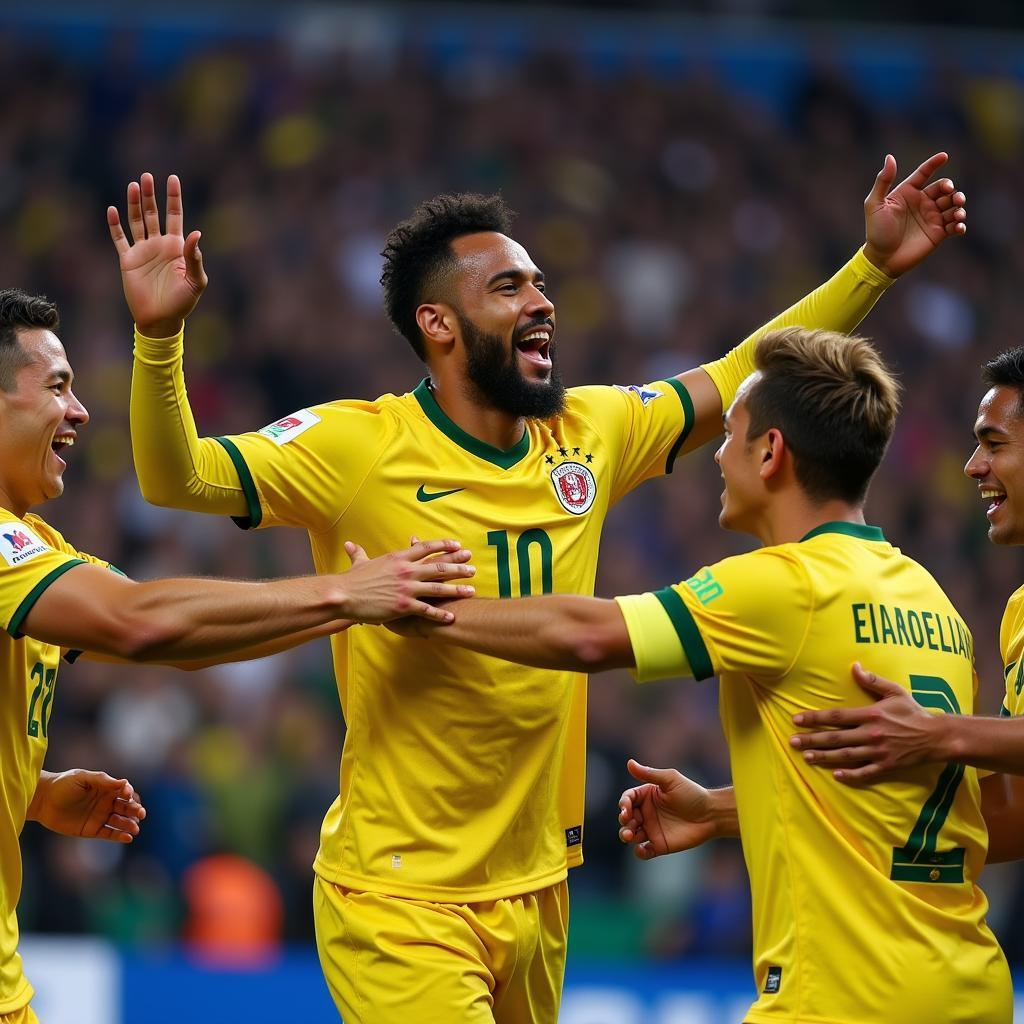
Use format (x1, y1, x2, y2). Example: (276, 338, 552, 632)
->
(614, 384, 663, 407)
(0, 524, 49, 566)
(258, 409, 321, 445)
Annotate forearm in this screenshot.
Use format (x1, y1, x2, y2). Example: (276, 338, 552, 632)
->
(429, 595, 634, 672)
(936, 714, 1024, 775)
(83, 619, 354, 670)
(707, 786, 740, 840)
(131, 327, 248, 515)
(27, 573, 352, 662)
(25, 771, 56, 823)
(701, 249, 894, 409)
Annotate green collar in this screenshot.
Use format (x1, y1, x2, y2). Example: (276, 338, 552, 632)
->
(412, 379, 531, 470)
(800, 521, 886, 543)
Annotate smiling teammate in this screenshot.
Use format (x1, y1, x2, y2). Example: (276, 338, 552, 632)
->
(396, 327, 1011, 1023)
(0, 289, 474, 1024)
(114, 155, 966, 1022)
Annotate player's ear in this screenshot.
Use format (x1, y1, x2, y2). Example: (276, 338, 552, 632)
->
(416, 303, 456, 352)
(760, 428, 786, 481)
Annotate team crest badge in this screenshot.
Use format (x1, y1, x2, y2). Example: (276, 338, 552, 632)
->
(551, 462, 597, 515)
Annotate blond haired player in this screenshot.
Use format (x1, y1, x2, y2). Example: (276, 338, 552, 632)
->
(112, 156, 967, 1022)
(778, 346, 1024, 867)
(0, 290, 475, 1023)
(398, 328, 1011, 1023)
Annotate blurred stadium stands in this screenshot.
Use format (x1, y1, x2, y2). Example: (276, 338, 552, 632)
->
(8, 3, 1024, 1017)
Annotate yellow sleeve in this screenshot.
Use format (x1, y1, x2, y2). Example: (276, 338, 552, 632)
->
(701, 248, 894, 408)
(0, 521, 89, 638)
(131, 327, 251, 516)
(221, 402, 391, 532)
(999, 587, 1024, 717)
(621, 549, 813, 684)
(568, 379, 694, 501)
(615, 591, 692, 682)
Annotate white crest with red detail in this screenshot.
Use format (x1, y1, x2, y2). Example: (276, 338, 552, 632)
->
(551, 462, 597, 515)
(258, 409, 321, 446)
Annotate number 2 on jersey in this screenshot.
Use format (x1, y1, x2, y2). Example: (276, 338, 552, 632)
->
(487, 529, 553, 597)
(890, 674, 965, 884)
(27, 661, 56, 739)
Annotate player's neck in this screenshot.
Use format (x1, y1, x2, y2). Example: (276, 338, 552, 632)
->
(425, 378, 527, 452)
(758, 497, 866, 547)
(0, 482, 28, 520)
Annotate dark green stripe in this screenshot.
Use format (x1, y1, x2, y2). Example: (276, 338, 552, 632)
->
(660, 378, 695, 475)
(413, 379, 530, 469)
(800, 521, 885, 544)
(214, 436, 262, 530)
(652, 585, 714, 680)
(1001, 703, 1012, 718)
(8, 559, 87, 638)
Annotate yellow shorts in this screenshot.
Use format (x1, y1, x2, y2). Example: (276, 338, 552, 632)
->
(0, 1006, 40, 1024)
(313, 875, 568, 1024)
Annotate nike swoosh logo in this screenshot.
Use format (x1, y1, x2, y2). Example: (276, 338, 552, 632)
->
(416, 485, 466, 503)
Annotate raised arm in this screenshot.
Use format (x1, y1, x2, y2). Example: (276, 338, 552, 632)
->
(109, 173, 247, 514)
(675, 152, 968, 456)
(23, 540, 475, 663)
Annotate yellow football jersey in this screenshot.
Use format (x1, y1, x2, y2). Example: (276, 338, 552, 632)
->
(616, 522, 1011, 1024)
(998, 584, 1024, 717)
(215, 379, 690, 900)
(0, 512, 118, 1015)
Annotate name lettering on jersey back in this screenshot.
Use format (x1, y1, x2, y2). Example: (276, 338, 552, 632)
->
(258, 409, 321, 445)
(852, 602, 973, 662)
(0, 524, 48, 566)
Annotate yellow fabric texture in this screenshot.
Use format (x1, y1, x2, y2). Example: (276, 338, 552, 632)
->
(621, 525, 1011, 1024)
(999, 584, 1024, 716)
(0, 513, 114, 1015)
(0, 1005, 40, 1024)
(313, 876, 568, 1024)
(131, 329, 250, 516)
(132, 369, 691, 900)
(700, 247, 894, 409)
(615, 591, 691, 681)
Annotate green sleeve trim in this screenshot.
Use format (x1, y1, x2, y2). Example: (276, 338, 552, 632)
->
(213, 436, 263, 530)
(8, 559, 87, 638)
(652, 585, 714, 680)
(660, 378, 695, 474)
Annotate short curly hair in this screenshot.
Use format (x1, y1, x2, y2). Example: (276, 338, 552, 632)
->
(0, 289, 59, 391)
(380, 194, 515, 360)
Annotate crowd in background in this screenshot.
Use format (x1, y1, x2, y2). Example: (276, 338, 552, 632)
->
(8, 10, 1024, 966)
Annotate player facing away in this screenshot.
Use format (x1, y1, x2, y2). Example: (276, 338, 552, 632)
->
(0, 290, 475, 1023)
(780, 347, 1024, 865)
(396, 328, 1012, 1023)
(111, 156, 966, 1022)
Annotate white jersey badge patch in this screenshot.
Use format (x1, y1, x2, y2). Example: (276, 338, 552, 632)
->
(614, 383, 663, 407)
(258, 409, 321, 446)
(0, 524, 49, 566)
(551, 462, 597, 515)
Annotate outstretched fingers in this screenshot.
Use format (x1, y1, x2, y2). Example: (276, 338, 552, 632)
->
(107, 206, 130, 256)
(140, 172, 161, 237)
(165, 174, 184, 238)
(126, 180, 145, 244)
